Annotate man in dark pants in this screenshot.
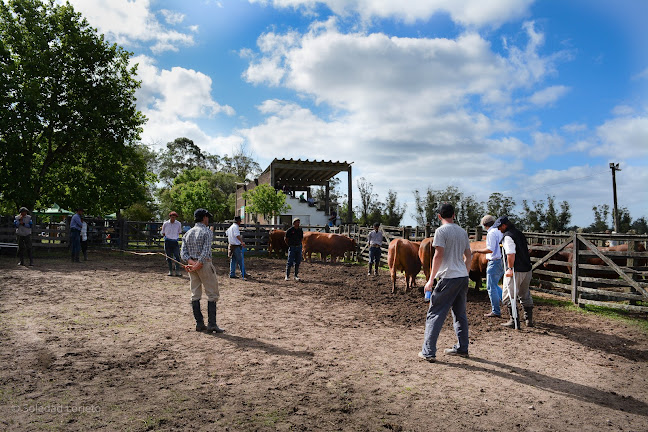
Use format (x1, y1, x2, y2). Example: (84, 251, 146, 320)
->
(284, 218, 303, 281)
(14, 207, 34, 266)
(419, 203, 472, 362)
(70, 208, 84, 262)
(367, 222, 383, 276)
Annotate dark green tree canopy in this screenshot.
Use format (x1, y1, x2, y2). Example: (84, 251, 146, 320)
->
(0, 0, 146, 214)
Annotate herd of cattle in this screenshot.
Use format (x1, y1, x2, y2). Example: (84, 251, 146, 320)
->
(267, 229, 646, 293)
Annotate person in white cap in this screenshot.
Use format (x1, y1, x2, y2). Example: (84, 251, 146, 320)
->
(284, 218, 303, 281)
(473, 215, 504, 317)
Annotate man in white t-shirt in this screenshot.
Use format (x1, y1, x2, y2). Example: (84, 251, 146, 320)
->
(161, 211, 183, 276)
(419, 203, 472, 362)
(226, 216, 247, 279)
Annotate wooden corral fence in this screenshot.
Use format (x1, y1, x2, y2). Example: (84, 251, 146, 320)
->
(346, 226, 648, 312)
(0, 217, 332, 255)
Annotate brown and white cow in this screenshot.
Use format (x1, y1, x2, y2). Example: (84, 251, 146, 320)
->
(267, 229, 288, 257)
(388, 238, 421, 294)
(302, 231, 358, 262)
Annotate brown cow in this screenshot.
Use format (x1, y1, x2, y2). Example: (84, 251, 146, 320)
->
(268, 229, 288, 257)
(418, 237, 435, 280)
(302, 231, 358, 262)
(388, 238, 421, 294)
(468, 241, 489, 290)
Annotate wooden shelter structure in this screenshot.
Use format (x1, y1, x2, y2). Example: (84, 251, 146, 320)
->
(235, 158, 353, 224)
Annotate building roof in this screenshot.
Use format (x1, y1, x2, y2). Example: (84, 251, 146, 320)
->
(267, 158, 352, 187)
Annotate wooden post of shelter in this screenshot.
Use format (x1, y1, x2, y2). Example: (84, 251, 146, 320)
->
(347, 165, 352, 224)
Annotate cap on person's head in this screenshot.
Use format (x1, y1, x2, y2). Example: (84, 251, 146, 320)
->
(234, 216, 242, 222)
(492, 215, 511, 229)
(194, 208, 213, 222)
(19, 207, 29, 214)
(169, 211, 178, 217)
(76, 207, 84, 212)
(293, 217, 300, 223)
(438, 203, 455, 219)
(373, 222, 380, 228)
(480, 215, 495, 227)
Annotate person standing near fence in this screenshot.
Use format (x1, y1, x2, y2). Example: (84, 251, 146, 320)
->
(419, 203, 472, 362)
(473, 215, 504, 318)
(367, 222, 383, 276)
(14, 207, 34, 266)
(226, 216, 247, 280)
(181, 208, 224, 333)
(284, 217, 303, 281)
(70, 208, 84, 263)
(492, 216, 534, 329)
(161, 211, 183, 277)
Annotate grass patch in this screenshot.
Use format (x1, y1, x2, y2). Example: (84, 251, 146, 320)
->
(533, 295, 648, 332)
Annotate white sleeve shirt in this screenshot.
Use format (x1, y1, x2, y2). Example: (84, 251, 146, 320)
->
(161, 220, 182, 240)
(226, 223, 241, 245)
(503, 236, 516, 255)
(485, 227, 503, 260)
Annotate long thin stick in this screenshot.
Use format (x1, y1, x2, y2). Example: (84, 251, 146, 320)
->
(123, 250, 186, 267)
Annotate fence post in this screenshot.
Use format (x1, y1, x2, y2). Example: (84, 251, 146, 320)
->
(119, 219, 127, 250)
(571, 232, 580, 305)
(403, 226, 411, 240)
(475, 225, 483, 241)
(627, 241, 637, 305)
(425, 223, 431, 238)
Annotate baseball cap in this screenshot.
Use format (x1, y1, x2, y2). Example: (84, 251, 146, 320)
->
(19, 207, 29, 213)
(480, 215, 495, 227)
(292, 217, 301, 223)
(234, 216, 242, 222)
(492, 215, 511, 229)
(194, 208, 213, 222)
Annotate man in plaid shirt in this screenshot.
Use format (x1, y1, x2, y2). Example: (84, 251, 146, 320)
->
(181, 208, 224, 333)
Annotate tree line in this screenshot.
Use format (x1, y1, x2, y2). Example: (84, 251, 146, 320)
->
(350, 180, 648, 234)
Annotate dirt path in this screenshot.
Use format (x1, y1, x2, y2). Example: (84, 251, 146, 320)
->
(1, 252, 647, 431)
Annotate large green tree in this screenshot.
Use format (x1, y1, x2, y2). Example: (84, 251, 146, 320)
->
(0, 0, 146, 213)
(159, 167, 238, 222)
(243, 183, 290, 222)
(413, 186, 483, 228)
(486, 192, 516, 220)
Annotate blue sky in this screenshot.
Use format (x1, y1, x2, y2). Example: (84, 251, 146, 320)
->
(67, 0, 648, 227)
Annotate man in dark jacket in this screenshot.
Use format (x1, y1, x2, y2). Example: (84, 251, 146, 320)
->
(493, 216, 534, 329)
(284, 218, 303, 281)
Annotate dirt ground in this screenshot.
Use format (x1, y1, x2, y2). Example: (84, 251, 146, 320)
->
(1, 251, 647, 432)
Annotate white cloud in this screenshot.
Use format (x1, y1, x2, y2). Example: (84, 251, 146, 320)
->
(561, 123, 587, 133)
(528, 85, 570, 106)
(249, 0, 535, 28)
(160, 9, 185, 25)
(633, 67, 648, 80)
(593, 114, 648, 158)
(66, 0, 194, 53)
(131, 55, 235, 150)
(611, 105, 634, 116)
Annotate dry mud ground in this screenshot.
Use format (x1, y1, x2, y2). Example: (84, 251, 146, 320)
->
(1, 251, 647, 432)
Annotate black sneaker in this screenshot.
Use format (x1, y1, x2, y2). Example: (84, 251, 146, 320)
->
(443, 347, 469, 357)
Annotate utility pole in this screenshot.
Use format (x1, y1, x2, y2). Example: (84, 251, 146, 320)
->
(609, 162, 621, 233)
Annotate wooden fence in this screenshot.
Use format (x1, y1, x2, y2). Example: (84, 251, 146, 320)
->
(3, 216, 647, 311)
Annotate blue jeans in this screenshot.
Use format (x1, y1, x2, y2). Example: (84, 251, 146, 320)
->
(70, 229, 81, 260)
(286, 245, 302, 276)
(229, 246, 245, 277)
(421, 277, 469, 358)
(486, 260, 505, 315)
(164, 239, 181, 272)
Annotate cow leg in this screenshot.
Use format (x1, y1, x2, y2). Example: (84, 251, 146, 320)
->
(391, 270, 397, 294)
